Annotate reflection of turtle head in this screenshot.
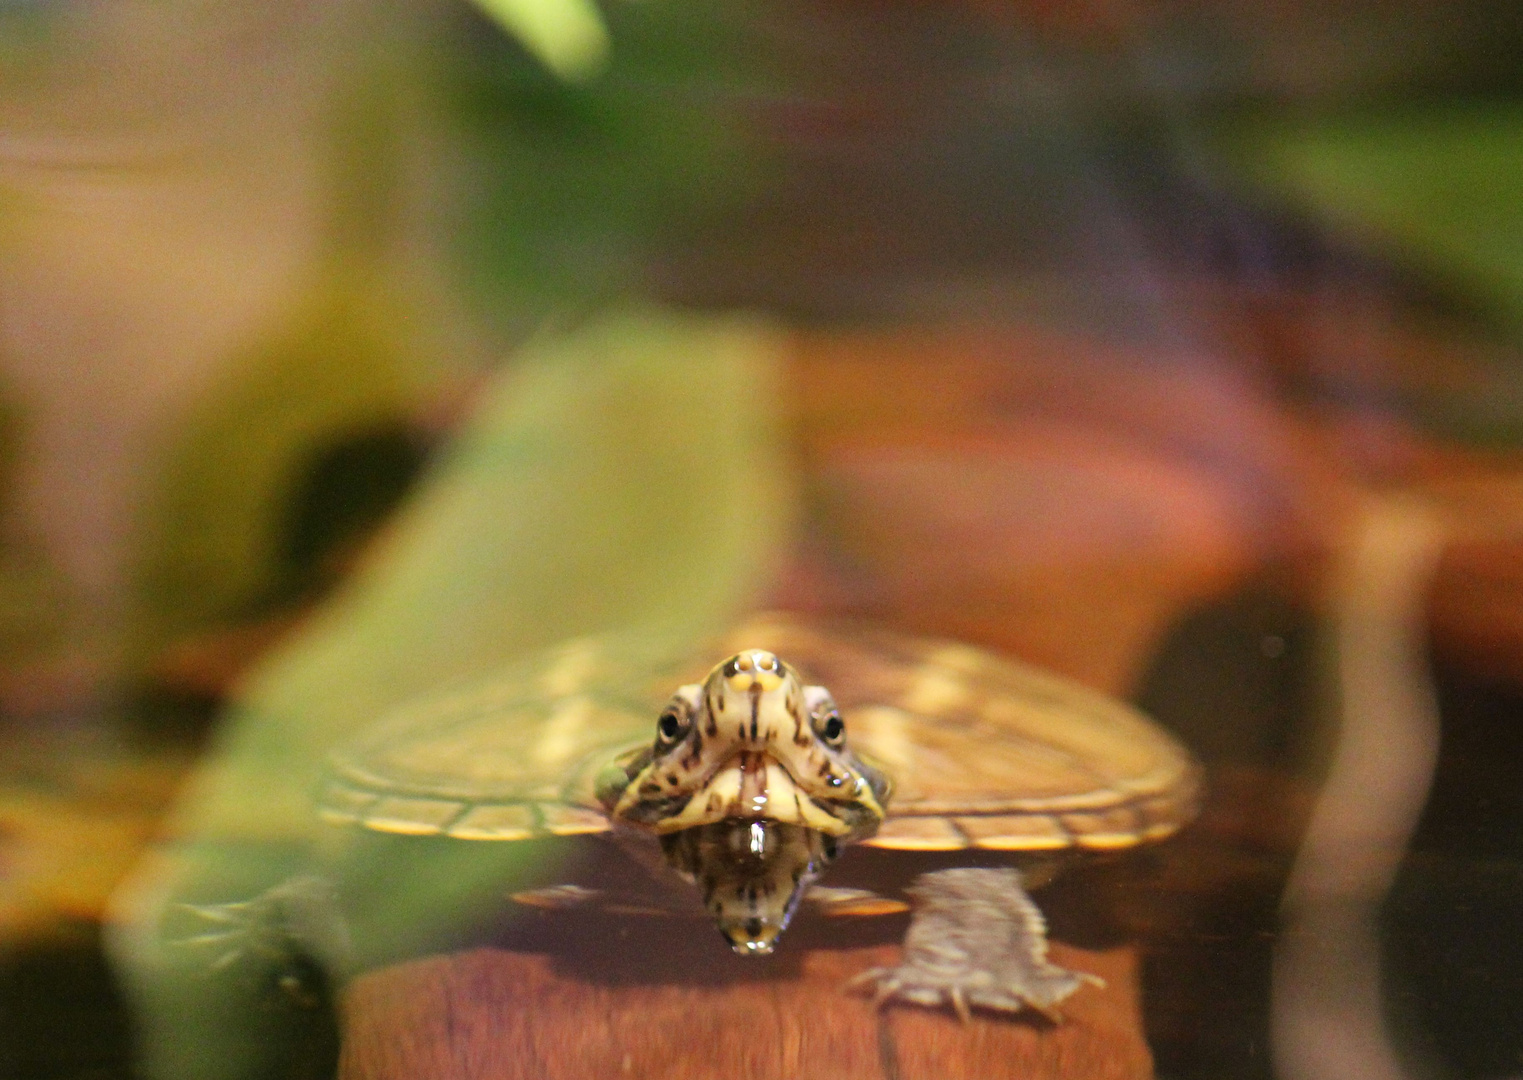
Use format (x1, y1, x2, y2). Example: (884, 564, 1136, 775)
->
(597, 649, 891, 954)
(660, 820, 834, 955)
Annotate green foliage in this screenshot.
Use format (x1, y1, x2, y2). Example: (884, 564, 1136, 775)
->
(1221, 104, 1523, 444)
(1225, 105, 1523, 330)
(465, 0, 610, 81)
(129, 268, 442, 664)
(439, 0, 779, 326)
(112, 309, 794, 1080)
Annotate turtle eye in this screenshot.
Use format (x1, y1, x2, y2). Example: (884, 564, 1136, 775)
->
(813, 707, 846, 747)
(656, 706, 690, 746)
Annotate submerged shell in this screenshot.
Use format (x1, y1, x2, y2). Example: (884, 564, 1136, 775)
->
(321, 613, 1199, 853)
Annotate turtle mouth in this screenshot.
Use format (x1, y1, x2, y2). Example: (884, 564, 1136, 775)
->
(648, 750, 870, 837)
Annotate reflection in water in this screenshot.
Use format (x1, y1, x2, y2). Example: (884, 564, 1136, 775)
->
(658, 820, 837, 955)
(1273, 499, 1448, 1080)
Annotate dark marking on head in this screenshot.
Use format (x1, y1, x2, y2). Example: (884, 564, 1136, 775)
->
(704, 690, 720, 733)
(680, 728, 703, 770)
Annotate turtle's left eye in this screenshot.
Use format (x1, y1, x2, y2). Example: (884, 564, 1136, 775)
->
(656, 706, 690, 746)
(813, 707, 846, 747)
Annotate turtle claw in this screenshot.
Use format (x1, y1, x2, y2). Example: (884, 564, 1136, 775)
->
(508, 884, 604, 909)
(177, 928, 248, 946)
(849, 868, 1101, 1022)
(208, 946, 247, 972)
(179, 900, 255, 924)
(859, 974, 900, 1010)
(949, 986, 973, 1025)
(805, 885, 910, 917)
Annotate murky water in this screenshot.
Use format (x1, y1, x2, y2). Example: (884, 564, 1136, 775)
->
(4, 3, 1523, 1079)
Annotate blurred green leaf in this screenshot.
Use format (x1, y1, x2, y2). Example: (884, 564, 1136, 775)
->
(1225, 105, 1523, 330)
(467, 0, 610, 81)
(1221, 104, 1523, 445)
(112, 306, 794, 1079)
(128, 267, 446, 667)
(440, 0, 780, 327)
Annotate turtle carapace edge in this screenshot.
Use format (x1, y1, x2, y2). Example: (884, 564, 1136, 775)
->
(594, 649, 892, 955)
(319, 612, 1201, 1018)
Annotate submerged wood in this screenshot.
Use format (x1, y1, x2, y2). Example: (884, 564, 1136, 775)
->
(340, 940, 1150, 1080)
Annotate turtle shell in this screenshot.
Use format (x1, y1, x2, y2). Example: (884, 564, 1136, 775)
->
(320, 613, 1199, 853)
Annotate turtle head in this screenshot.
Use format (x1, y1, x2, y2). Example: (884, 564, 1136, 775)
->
(595, 648, 891, 955)
(601, 649, 889, 839)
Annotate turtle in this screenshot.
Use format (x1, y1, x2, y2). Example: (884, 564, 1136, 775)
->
(309, 611, 1200, 1019)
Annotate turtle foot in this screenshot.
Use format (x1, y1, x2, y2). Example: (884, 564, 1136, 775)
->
(848, 867, 1102, 1022)
(176, 874, 350, 1002)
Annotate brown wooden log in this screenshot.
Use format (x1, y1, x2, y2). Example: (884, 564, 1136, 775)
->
(340, 939, 1149, 1080)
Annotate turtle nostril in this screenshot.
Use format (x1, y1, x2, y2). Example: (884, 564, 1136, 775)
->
(735, 653, 754, 673)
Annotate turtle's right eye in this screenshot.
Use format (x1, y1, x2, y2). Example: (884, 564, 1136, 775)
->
(656, 706, 690, 745)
